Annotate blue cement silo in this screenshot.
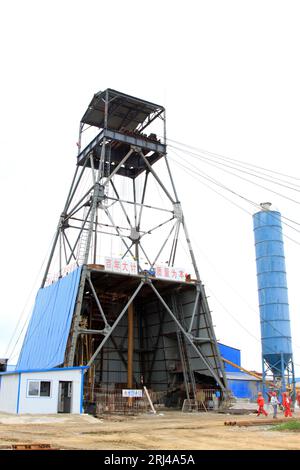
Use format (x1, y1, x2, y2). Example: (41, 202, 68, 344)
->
(253, 203, 295, 394)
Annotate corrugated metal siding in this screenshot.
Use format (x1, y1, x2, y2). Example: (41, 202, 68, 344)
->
(253, 210, 292, 374)
(95, 287, 225, 390)
(218, 343, 241, 371)
(17, 267, 82, 370)
(178, 290, 224, 380)
(228, 379, 261, 400)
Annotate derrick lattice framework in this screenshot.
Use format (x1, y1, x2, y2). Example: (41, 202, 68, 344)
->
(41, 89, 229, 397)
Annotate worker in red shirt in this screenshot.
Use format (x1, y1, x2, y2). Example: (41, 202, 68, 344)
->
(282, 391, 286, 405)
(257, 392, 268, 417)
(296, 391, 300, 409)
(283, 391, 293, 418)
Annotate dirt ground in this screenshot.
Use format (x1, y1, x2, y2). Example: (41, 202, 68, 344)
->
(0, 409, 300, 450)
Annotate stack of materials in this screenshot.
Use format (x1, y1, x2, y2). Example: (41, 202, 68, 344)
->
(220, 398, 258, 415)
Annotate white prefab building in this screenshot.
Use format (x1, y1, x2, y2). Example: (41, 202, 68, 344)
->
(0, 367, 87, 414)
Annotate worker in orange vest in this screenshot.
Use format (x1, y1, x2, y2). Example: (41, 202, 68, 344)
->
(283, 391, 293, 418)
(256, 392, 268, 417)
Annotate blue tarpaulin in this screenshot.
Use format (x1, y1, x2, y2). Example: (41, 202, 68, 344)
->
(17, 267, 82, 370)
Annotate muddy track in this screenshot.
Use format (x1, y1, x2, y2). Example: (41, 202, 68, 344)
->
(0, 410, 299, 450)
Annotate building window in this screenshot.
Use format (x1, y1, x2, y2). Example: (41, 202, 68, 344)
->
(27, 380, 51, 398)
(28, 381, 39, 396)
(40, 381, 51, 397)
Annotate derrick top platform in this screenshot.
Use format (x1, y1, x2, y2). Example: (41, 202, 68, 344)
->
(81, 88, 165, 131)
(85, 264, 196, 301)
(77, 89, 166, 178)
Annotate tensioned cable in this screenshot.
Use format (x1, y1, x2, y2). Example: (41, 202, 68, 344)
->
(169, 155, 300, 246)
(171, 146, 300, 207)
(8, 282, 61, 364)
(165, 140, 300, 229)
(172, 147, 300, 228)
(170, 151, 300, 231)
(206, 284, 300, 366)
(170, 152, 300, 236)
(187, 226, 300, 352)
(174, 174, 300, 361)
(169, 156, 300, 354)
(163, 135, 300, 183)
(170, 154, 258, 209)
(5, 231, 57, 360)
(176, 236, 262, 344)
(181, 224, 300, 362)
(179, 222, 300, 360)
(170, 144, 300, 195)
(172, 181, 300, 362)
(170, 149, 253, 216)
(7, 170, 93, 360)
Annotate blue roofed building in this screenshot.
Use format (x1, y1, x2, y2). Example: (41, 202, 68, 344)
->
(218, 342, 262, 401)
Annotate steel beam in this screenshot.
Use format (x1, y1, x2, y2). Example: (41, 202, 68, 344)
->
(137, 171, 149, 231)
(140, 216, 175, 239)
(127, 303, 134, 389)
(86, 281, 144, 369)
(110, 180, 133, 228)
(102, 148, 134, 186)
(198, 283, 229, 390)
(87, 275, 109, 327)
(65, 159, 88, 213)
(105, 196, 173, 214)
(188, 289, 200, 333)
(148, 281, 226, 391)
(139, 151, 175, 204)
(66, 266, 88, 366)
(66, 205, 92, 265)
(150, 222, 177, 269)
(181, 218, 201, 282)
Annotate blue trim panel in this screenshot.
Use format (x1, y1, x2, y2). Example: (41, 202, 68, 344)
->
(80, 369, 84, 414)
(16, 373, 21, 414)
(0, 366, 89, 376)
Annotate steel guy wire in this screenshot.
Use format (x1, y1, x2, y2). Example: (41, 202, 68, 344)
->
(163, 135, 300, 183)
(169, 154, 300, 246)
(168, 157, 300, 351)
(170, 144, 300, 194)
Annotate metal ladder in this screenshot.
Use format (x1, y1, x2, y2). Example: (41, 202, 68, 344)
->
(77, 203, 92, 265)
(171, 296, 197, 402)
(100, 143, 111, 206)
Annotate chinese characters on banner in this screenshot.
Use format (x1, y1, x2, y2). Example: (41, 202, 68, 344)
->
(104, 257, 185, 281)
(104, 257, 138, 275)
(155, 265, 186, 282)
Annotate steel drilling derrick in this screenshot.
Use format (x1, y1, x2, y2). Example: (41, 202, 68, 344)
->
(22, 88, 229, 409)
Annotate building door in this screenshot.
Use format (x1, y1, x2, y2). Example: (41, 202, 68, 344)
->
(58, 381, 72, 413)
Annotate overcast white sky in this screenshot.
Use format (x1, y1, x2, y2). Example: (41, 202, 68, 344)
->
(1, 0, 300, 376)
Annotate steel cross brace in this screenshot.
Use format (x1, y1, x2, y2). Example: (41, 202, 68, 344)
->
(85, 280, 144, 371)
(147, 280, 226, 391)
(86, 274, 109, 328)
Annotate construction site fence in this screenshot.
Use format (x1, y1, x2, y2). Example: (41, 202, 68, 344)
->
(84, 387, 223, 415)
(84, 386, 150, 414)
(194, 388, 224, 410)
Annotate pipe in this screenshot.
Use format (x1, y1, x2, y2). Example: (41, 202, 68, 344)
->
(127, 302, 134, 407)
(127, 303, 134, 389)
(222, 357, 262, 380)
